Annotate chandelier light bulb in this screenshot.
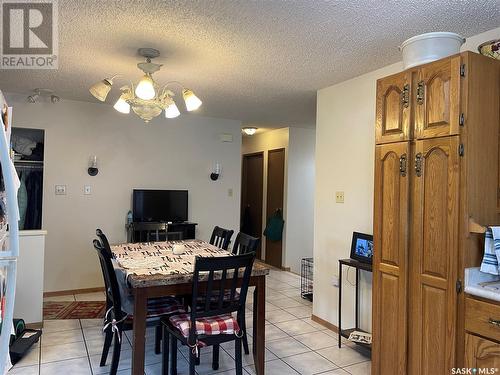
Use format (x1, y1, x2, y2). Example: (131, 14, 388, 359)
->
(165, 102, 180, 118)
(113, 94, 130, 114)
(89, 78, 113, 102)
(135, 74, 156, 100)
(182, 89, 202, 111)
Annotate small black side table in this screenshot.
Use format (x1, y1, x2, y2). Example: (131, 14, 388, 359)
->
(338, 258, 372, 350)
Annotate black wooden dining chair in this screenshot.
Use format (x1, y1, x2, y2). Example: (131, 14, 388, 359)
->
(232, 232, 260, 255)
(131, 222, 184, 242)
(161, 253, 255, 375)
(209, 226, 234, 250)
(93, 230, 186, 375)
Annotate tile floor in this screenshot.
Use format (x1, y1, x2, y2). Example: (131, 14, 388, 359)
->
(11, 269, 370, 374)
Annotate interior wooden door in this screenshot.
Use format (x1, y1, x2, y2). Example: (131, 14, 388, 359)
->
(465, 334, 500, 370)
(415, 55, 461, 139)
(372, 141, 410, 375)
(241, 152, 264, 258)
(409, 136, 460, 375)
(265, 148, 285, 268)
(375, 71, 412, 144)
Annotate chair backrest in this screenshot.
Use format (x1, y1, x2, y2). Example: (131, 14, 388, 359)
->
(132, 222, 168, 242)
(190, 253, 255, 339)
(232, 232, 260, 255)
(93, 231, 125, 320)
(167, 231, 184, 241)
(209, 226, 234, 250)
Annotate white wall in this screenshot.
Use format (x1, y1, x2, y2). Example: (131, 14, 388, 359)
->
(313, 26, 500, 330)
(286, 127, 315, 273)
(7, 94, 242, 292)
(242, 128, 289, 261)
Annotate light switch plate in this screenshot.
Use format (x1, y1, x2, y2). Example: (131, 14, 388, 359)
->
(55, 185, 66, 195)
(84, 185, 92, 195)
(336, 191, 344, 203)
(228, 188, 233, 197)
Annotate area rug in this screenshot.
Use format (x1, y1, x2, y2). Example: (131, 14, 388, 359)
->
(43, 301, 106, 320)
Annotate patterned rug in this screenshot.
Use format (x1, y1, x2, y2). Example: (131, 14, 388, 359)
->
(43, 301, 106, 320)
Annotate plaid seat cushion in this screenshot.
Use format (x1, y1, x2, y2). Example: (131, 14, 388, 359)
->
(144, 297, 186, 318)
(169, 313, 240, 338)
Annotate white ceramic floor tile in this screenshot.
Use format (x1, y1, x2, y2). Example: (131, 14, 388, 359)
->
(8, 365, 39, 375)
(265, 309, 297, 324)
(90, 349, 132, 374)
(244, 358, 299, 375)
(265, 324, 289, 341)
(294, 331, 338, 350)
(40, 357, 92, 375)
(41, 328, 84, 346)
(343, 360, 371, 375)
(80, 318, 102, 328)
(275, 319, 317, 336)
(300, 317, 328, 330)
(42, 319, 81, 333)
(270, 297, 304, 309)
(316, 346, 370, 368)
(194, 349, 236, 374)
(282, 351, 337, 375)
(41, 341, 87, 363)
(286, 306, 312, 319)
(85, 337, 132, 356)
(265, 337, 310, 358)
(74, 291, 106, 301)
(224, 342, 277, 366)
(316, 369, 350, 375)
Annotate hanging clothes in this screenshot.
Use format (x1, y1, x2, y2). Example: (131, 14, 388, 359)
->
(23, 171, 42, 230)
(263, 208, 284, 241)
(16, 171, 28, 230)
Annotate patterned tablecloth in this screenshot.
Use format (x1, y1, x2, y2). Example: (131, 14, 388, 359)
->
(111, 239, 270, 288)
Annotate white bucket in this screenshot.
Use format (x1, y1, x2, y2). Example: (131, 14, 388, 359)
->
(399, 32, 465, 69)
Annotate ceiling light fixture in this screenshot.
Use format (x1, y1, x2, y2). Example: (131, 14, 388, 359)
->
(89, 48, 202, 123)
(27, 88, 60, 104)
(242, 127, 257, 136)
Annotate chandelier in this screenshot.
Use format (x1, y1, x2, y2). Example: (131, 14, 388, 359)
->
(89, 48, 202, 122)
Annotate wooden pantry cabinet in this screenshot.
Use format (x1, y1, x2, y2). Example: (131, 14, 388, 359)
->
(372, 51, 500, 375)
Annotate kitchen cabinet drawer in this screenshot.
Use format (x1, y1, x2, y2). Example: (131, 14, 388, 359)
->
(465, 297, 500, 342)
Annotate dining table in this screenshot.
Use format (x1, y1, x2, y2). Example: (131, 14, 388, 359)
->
(110, 239, 270, 375)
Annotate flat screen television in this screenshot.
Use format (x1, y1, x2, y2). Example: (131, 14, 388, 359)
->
(133, 189, 188, 223)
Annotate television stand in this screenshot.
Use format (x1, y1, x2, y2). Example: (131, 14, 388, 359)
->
(126, 221, 198, 242)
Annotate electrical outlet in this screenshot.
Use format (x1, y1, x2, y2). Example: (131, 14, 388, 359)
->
(84, 185, 92, 195)
(228, 188, 233, 197)
(55, 185, 66, 195)
(335, 191, 345, 203)
(331, 275, 340, 287)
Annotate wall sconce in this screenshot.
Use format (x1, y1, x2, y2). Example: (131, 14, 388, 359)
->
(210, 163, 221, 181)
(88, 155, 98, 176)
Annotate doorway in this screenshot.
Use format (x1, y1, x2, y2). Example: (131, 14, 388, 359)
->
(241, 152, 264, 258)
(265, 148, 285, 268)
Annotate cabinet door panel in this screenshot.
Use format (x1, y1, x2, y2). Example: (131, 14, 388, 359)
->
(416, 56, 461, 139)
(465, 334, 500, 370)
(372, 142, 410, 375)
(376, 72, 412, 144)
(409, 136, 459, 375)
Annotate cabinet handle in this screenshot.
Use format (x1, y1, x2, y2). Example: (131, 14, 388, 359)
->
(400, 84, 410, 108)
(399, 153, 407, 177)
(415, 153, 423, 177)
(489, 318, 500, 327)
(416, 81, 425, 105)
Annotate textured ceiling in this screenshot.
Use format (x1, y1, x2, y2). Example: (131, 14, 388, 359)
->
(1, 0, 499, 127)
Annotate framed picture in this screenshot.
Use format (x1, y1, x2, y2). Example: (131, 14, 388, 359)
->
(350, 231, 373, 264)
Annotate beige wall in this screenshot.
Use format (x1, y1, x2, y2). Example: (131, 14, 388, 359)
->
(7, 94, 242, 292)
(313, 26, 500, 330)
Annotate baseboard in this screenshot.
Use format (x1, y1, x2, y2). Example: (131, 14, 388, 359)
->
(26, 322, 43, 330)
(311, 314, 339, 333)
(43, 286, 105, 297)
(281, 266, 291, 272)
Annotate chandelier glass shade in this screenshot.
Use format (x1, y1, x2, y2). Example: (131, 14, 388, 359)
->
(89, 49, 202, 123)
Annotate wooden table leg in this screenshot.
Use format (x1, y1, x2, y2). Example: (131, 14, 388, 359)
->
(132, 288, 147, 375)
(253, 276, 266, 375)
